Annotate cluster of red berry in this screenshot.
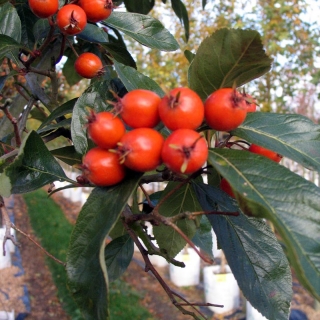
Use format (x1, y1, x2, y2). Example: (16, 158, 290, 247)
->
(28, 0, 112, 78)
(80, 87, 278, 187)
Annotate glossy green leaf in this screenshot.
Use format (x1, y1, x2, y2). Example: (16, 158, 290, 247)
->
(153, 182, 202, 257)
(193, 182, 292, 320)
(191, 215, 213, 259)
(16, 3, 37, 49)
(184, 49, 195, 63)
(232, 112, 320, 172)
(0, 131, 67, 197)
(77, 23, 109, 43)
(33, 18, 51, 43)
(38, 98, 77, 130)
(188, 28, 272, 100)
(0, 2, 21, 42)
(103, 11, 179, 52)
(171, 0, 189, 41)
(66, 173, 142, 320)
(208, 148, 320, 300)
(71, 86, 109, 155)
(37, 118, 71, 134)
(0, 34, 21, 60)
(114, 60, 164, 96)
(105, 234, 134, 282)
(50, 146, 83, 166)
(103, 42, 136, 68)
(123, 0, 155, 14)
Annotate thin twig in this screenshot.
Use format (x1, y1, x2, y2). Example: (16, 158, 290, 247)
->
(12, 224, 66, 266)
(122, 210, 208, 320)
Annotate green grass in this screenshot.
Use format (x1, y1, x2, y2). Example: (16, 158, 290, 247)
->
(23, 189, 154, 320)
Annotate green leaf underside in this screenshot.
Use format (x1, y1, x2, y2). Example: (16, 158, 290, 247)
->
(114, 61, 164, 97)
(105, 234, 134, 282)
(232, 112, 320, 172)
(188, 28, 272, 100)
(171, 0, 189, 42)
(207, 148, 320, 300)
(191, 215, 213, 259)
(153, 182, 202, 257)
(77, 23, 109, 43)
(103, 11, 179, 52)
(193, 182, 292, 320)
(66, 172, 142, 320)
(0, 131, 67, 197)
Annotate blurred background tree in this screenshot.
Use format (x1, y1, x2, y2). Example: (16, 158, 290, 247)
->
(125, 0, 320, 118)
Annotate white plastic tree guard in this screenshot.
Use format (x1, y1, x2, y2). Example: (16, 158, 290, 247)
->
(169, 248, 201, 287)
(203, 265, 240, 314)
(211, 230, 222, 259)
(0, 227, 11, 269)
(0, 310, 15, 320)
(246, 301, 268, 320)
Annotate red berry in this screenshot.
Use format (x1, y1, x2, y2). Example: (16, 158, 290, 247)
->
(29, 0, 59, 18)
(78, 0, 113, 23)
(161, 129, 208, 174)
(118, 128, 164, 172)
(75, 53, 103, 79)
(204, 88, 247, 131)
(248, 144, 282, 162)
(158, 87, 204, 130)
(56, 4, 87, 35)
(82, 147, 126, 186)
(87, 111, 125, 149)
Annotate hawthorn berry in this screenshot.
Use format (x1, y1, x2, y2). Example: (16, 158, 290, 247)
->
(87, 111, 125, 149)
(204, 88, 247, 131)
(161, 129, 208, 174)
(29, 0, 59, 18)
(56, 4, 87, 35)
(82, 147, 126, 186)
(118, 128, 164, 172)
(158, 87, 204, 130)
(75, 53, 103, 79)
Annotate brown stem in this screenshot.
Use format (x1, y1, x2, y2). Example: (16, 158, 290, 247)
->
(122, 212, 209, 320)
(0, 99, 21, 147)
(12, 224, 66, 266)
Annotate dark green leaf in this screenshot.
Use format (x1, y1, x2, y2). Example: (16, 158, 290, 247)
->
(188, 28, 272, 100)
(232, 112, 320, 172)
(77, 23, 109, 43)
(0, 131, 67, 197)
(184, 49, 195, 63)
(194, 182, 292, 320)
(202, 0, 207, 9)
(37, 118, 71, 134)
(114, 60, 164, 96)
(38, 98, 77, 130)
(51, 146, 83, 166)
(33, 18, 51, 43)
(153, 182, 202, 257)
(105, 234, 134, 282)
(103, 42, 136, 68)
(0, 34, 21, 60)
(66, 173, 142, 320)
(171, 0, 189, 42)
(103, 11, 179, 51)
(191, 215, 213, 259)
(0, 2, 21, 42)
(123, 0, 155, 14)
(16, 3, 37, 49)
(208, 148, 320, 300)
